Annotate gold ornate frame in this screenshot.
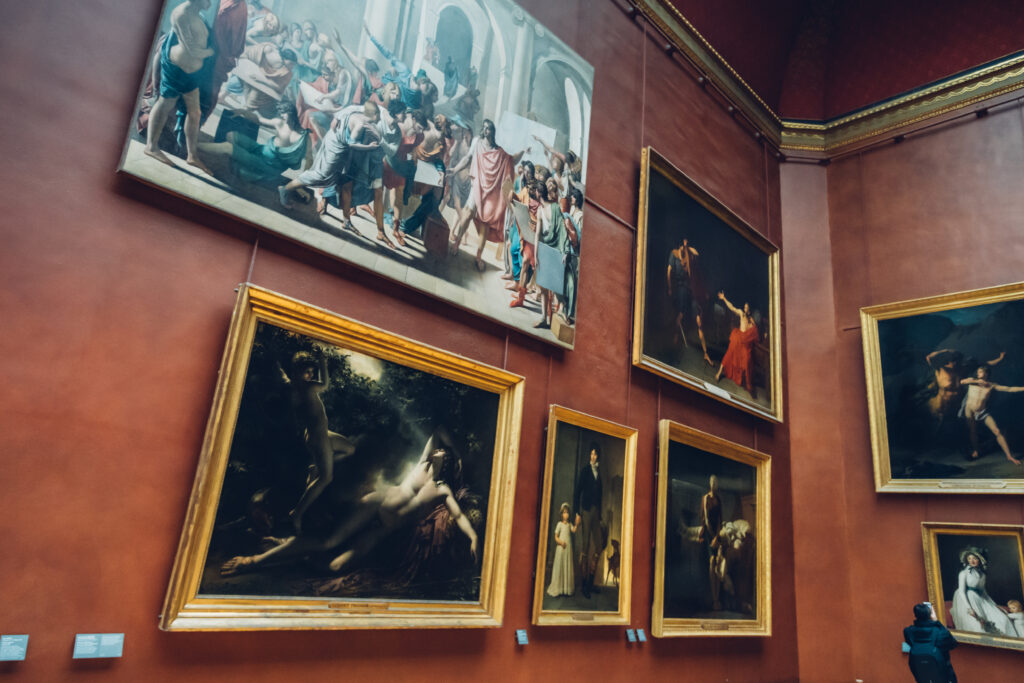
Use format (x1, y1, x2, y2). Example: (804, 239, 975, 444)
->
(921, 522, 1024, 652)
(160, 285, 524, 630)
(652, 420, 771, 637)
(861, 282, 1024, 493)
(531, 406, 638, 626)
(633, 147, 783, 422)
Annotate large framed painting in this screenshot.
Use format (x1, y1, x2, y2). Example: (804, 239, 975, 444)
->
(531, 406, 638, 626)
(922, 522, 1024, 651)
(862, 282, 1024, 493)
(120, 0, 593, 349)
(160, 285, 524, 630)
(633, 148, 782, 421)
(652, 420, 771, 637)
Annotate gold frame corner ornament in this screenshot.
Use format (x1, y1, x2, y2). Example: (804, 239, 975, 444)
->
(652, 420, 772, 638)
(159, 284, 525, 630)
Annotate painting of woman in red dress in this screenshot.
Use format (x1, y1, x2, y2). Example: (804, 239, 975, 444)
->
(715, 291, 758, 393)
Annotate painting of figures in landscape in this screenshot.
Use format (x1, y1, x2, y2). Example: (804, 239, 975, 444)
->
(532, 406, 637, 625)
(862, 284, 1024, 492)
(922, 523, 1024, 651)
(121, 0, 593, 348)
(653, 421, 770, 637)
(634, 149, 781, 420)
(159, 287, 524, 629)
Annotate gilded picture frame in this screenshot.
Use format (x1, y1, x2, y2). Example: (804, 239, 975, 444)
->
(633, 147, 783, 422)
(531, 406, 638, 626)
(160, 284, 524, 630)
(862, 282, 1024, 493)
(652, 420, 771, 637)
(921, 522, 1024, 651)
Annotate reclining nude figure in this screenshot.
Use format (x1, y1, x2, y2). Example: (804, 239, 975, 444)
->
(220, 426, 478, 576)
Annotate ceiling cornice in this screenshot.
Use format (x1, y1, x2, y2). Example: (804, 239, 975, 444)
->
(630, 0, 1024, 157)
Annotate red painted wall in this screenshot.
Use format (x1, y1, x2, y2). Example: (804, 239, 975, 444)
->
(783, 104, 1024, 680)
(0, 1, 797, 681)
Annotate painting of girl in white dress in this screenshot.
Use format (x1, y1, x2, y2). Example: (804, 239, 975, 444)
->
(949, 546, 1017, 636)
(532, 406, 638, 625)
(923, 523, 1024, 651)
(545, 503, 578, 597)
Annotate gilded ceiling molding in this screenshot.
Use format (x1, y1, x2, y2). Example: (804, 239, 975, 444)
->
(628, 0, 783, 147)
(629, 0, 1024, 157)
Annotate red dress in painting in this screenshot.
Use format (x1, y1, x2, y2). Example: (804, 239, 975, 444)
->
(469, 141, 515, 243)
(720, 324, 759, 391)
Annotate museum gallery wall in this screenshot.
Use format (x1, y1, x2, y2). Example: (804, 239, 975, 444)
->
(782, 102, 1024, 679)
(1, 0, 798, 679)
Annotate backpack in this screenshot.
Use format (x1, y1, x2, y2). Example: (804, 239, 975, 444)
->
(907, 626, 953, 683)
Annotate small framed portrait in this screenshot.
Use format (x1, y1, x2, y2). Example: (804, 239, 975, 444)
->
(862, 282, 1024, 493)
(652, 420, 771, 637)
(531, 406, 638, 625)
(633, 147, 782, 422)
(921, 522, 1024, 651)
(160, 285, 524, 630)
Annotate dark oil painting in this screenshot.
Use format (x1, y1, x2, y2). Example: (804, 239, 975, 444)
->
(199, 321, 499, 602)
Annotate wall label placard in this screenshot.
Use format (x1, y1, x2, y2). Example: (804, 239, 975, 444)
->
(72, 633, 124, 659)
(0, 635, 29, 661)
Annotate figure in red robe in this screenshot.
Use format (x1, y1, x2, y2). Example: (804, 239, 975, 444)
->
(447, 119, 527, 271)
(715, 291, 759, 393)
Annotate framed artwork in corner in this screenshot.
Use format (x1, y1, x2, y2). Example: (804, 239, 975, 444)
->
(921, 522, 1024, 651)
(861, 282, 1024, 493)
(652, 420, 771, 638)
(160, 285, 524, 630)
(120, 0, 594, 348)
(633, 147, 782, 421)
(531, 406, 638, 626)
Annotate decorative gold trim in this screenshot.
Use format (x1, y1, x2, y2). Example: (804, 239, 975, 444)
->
(160, 285, 525, 630)
(921, 522, 1024, 652)
(861, 281, 1024, 494)
(631, 1, 1024, 155)
(633, 147, 784, 422)
(530, 406, 638, 626)
(652, 421, 772, 638)
(782, 57, 1024, 153)
(630, 0, 781, 145)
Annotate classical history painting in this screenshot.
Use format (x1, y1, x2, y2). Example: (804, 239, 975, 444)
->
(531, 406, 637, 626)
(862, 282, 1024, 493)
(160, 285, 524, 630)
(121, 0, 593, 348)
(633, 148, 782, 421)
(652, 420, 771, 637)
(922, 523, 1024, 651)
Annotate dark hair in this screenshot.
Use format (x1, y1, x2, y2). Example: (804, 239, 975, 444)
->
(913, 603, 932, 620)
(423, 81, 438, 102)
(275, 97, 300, 130)
(279, 47, 298, 64)
(589, 442, 600, 458)
(569, 186, 583, 209)
(387, 99, 407, 118)
(522, 160, 535, 176)
(365, 58, 380, 74)
(406, 108, 428, 128)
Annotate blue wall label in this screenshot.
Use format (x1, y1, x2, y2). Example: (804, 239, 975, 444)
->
(0, 635, 29, 661)
(73, 633, 124, 659)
